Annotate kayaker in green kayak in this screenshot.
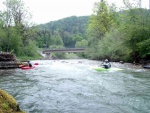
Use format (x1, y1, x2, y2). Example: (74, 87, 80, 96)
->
(101, 59, 111, 69)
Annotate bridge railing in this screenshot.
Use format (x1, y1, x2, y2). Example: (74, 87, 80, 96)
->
(43, 48, 86, 54)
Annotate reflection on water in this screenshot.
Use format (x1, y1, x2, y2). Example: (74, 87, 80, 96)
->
(0, 60, 150, 113)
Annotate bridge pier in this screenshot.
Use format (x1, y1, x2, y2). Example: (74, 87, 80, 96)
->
(45, 53, 51, 59)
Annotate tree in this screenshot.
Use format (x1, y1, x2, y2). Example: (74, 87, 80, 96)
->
(38, 16, 89, 48)
(3, 0, 31, 26)
(97, 29, 130, 61)
(86, 1, 118, 59)
(0, 27, 23, 55)
(50, 31, 64, 47)
(0, 0, 39, 59)
(73, 33, 84, 42)
(75, 39, 88, 48)
(123, 0, 141, 9)
(121, 8, 150, 61)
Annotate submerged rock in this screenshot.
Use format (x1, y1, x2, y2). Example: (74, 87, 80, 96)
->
(0, 89, 25, 113)
(143, 64, 150, 69)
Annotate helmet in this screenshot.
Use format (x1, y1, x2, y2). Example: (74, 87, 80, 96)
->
(105, 59, 108, 62)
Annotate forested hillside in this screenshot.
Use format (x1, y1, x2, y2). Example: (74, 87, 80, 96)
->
(36, 2, 150, 63)
(36, 16, 89, 48)
(0, 0, 149, 63)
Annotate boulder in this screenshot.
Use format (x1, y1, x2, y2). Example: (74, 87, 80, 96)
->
(143, 64, 150, 69)
(0, 89, 25, 113)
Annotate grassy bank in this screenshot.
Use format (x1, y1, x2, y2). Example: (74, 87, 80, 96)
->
(17, 53, 43, 61)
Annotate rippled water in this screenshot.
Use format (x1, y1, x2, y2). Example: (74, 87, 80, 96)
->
(0, 60, 150, 113)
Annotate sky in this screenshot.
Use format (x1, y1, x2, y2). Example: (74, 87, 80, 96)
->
(0, 0, 149, 24)
(23, 0, 125, 24)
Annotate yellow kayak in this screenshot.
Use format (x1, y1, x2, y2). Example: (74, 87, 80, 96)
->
(93, 67, 123, 72)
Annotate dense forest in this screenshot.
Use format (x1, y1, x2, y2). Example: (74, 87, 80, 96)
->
(36, 16, 89, 48)
(0, 0, 149, 63)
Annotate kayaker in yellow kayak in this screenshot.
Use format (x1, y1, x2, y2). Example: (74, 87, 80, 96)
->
(101, 59, 111, 69)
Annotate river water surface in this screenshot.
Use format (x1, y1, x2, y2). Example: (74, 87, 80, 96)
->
(0, 59, 150, 113)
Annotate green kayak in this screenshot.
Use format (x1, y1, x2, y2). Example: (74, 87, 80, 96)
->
(93, 67, 123, 72)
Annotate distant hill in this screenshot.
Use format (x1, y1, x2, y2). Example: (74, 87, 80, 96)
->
(37, 16, 89, 48)
(39, 16, 89, 34)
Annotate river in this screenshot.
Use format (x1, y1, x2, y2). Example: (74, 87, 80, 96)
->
(0, 59, 150, 113)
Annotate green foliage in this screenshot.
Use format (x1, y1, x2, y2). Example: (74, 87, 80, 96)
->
(0, 27, 23, 56)
(121, 8, 150, 61)
(97, 29, 130, 61)
(75, 39, 88, 58)
(87, 1, 117, 41)
(137, 38, 150, 58)
(75, 39, 88, 48)
(49, 45, 64, 49)
(86, 1, 119, 60)
(73, 33, 84, 42)
(23, 40, 37, 57)
(37, 16, 89, 48)
(17, 54, 42, 61)
(52, 53, 66, 59)
(65, 53, 80, 59)
(86, 0, 150, 62)
(0, 0, 39, 59)
(1, 0, 149, 62)
(51, 32, 64, 46)
(49, 45, 66, 59)
(7, 27, 23, 55)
